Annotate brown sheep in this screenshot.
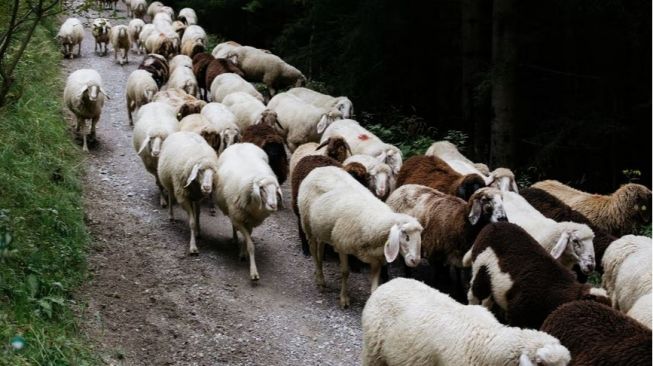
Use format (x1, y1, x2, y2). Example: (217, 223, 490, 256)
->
(288, 136, 352, 178)
(521, 187, 617, 280)
(205, 58, 245, 96)
(532, 180, 652, 236)
(387, 184, 507, 301)
(541, 300, 652, 366)
(291, 155, 370, 256)
(192, 52, 213, 100)
(464, 222, 611, 329)
(396, 155, 486, 201)
(153, 89, 206, 121)
(241, 124, 288, 185)
(138, 54, 169, 88)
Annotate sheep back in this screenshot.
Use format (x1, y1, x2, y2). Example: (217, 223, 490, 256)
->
(541, 300, 651, 366)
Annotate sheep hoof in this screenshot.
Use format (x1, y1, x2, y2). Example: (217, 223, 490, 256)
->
(339, 296, 350, 309)
(250, 272, 260, 281)
(188, 248, 199, 255)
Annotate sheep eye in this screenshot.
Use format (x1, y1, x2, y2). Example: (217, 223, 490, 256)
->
(642, 205, 647, 211)
(404, 233, 410, 241)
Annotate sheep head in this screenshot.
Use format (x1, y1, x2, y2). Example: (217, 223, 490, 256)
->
(368, 162, 393, 200)
(80, 84, 108, 102)
(255, 109, 281, 130)
(385, 218, 422, 267)
(621, 183, 652, 227)
(467, 187, 507, 226)
(177, 100, 205, 120)
(220, 129, 240, 152)
(489, 167, 519, 193)
(218, 58, 245, 78)
(185, 163, 215, 197)
(551, 223, 596, 274)
(335, 98, 354, 119)
(518, 343, 570, 366)
(457, 173, 486, 201)
(252, 177, 282, 212)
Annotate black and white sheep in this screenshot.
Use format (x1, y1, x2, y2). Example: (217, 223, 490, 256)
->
(463, 222, 610, 329)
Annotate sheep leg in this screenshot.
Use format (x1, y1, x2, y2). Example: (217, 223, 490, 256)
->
(114, 48, 117, 62)
(181, 200, 199, 255)
(167, 194, 174, 221)
(75, 115, 82, 132)
(155, 177, 167, 207)
(338, 253, 350, 309)
(234, 223, 258, 281)
(193, 200, 201, 238)
(82, 132, 89, 152)
(308, 238, 325, 289)
(125, 48, 129, 64)
(370, 262, 382, 292)
(209, 201, 216, 216)
(77, 43, 81, 57)
(90, 116, 98, 140)
(231, 224, 239, 244)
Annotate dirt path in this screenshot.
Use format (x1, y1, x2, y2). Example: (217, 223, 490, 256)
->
(64, 3, 366, 365)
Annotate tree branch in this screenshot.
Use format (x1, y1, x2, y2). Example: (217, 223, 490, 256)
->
(0, 0, 21, 67)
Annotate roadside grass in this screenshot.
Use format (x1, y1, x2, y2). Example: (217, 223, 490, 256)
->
(0, 18, 96, 365)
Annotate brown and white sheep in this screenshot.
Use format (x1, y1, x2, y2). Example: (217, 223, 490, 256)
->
(138, 53, 169, 88)
(396, 155, 486, 201)
(91, 18, 111, 56)
(532, 180, 652, 236)
(179, 114, 222, 153)
(288, 136, 352, 178)
(463, 222, 610, 329)
(109, 25, 131, 65)
(241, 123, 288, 185)
(540, 300, 651, 366)
(153, 88, 207, 120)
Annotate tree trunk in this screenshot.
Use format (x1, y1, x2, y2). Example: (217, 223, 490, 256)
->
(461, 0, 491, 161)
(490, 0, 517, 167)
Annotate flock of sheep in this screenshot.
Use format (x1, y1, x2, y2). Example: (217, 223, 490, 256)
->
(56, 1, 652, 365)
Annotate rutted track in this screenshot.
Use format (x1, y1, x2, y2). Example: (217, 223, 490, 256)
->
(65, 2, 365, 365)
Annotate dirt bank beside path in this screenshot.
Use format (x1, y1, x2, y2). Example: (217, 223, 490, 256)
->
(64, 2, 365, 364)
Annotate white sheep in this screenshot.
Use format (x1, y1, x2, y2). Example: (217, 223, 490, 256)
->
(153, 11, 173, 28)
(287, 87, 354, 119)
(212, 41, 241, 59)
(57, 18, 84, 59)
(298, 166, 422, 308)
(158, 131, 219, 254)
(222, 91, 278, 131)
(502, 191, 596, 274)
(226, 45, 306, 96)
(601, 234, 651, 327)
(169, 54, 192, 74)
(158, 6, 175, 19)
(63, 69, 108, 152)
(146, 1, 164, 20)
(268, 92, 342, 151)
(130, 0, 147, 19)
(320, 119, 403, 175)
(109, 24, 131, 65)
(125, 70, 158, 125)
(178, 8, 197, 25)
(426, 141, 493, 182)
(213, 143, 283, 281)
(166, 64, 198, 97)
(180, 25, 206, 57)
(128, 18, 145, 54)
(343, 154, 394, 199)
(132, 102, 179, 207)
(91, 18, 111, 55)
(209, 73, 264, 103)
(362, 278, 571, 366)
(200, 103, 241, 153)
(138, 24, 156, 50)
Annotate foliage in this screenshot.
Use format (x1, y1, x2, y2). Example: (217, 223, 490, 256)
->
(0, 17, 96, 365)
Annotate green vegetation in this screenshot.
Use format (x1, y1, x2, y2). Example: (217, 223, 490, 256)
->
(0, 18, 96, 365)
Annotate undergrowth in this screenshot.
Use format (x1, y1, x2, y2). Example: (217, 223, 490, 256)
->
(0, 18, 96, 365)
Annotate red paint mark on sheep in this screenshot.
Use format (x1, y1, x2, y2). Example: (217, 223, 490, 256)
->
(357, 134, 369, 141)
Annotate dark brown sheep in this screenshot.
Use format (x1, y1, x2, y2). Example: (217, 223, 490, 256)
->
(541, 300, 652, 366)
(241, 124, 288, 185)
(521, 187, 616, 280)
(192, 52, 213, 100)
(205, 58, 245, 93)
(465, 222, 611, 329)
(396, 155, 485, 201)
(138, 53, 169, 88)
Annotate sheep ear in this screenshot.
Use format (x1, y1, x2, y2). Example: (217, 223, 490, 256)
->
(276, 186, 284, 208)
(315, 139, 329, 151)
(254, 115, 263, 125)
(316, 115, 328, 134)
(468, 198, 482, 225)
(185, 164, 200, 187)
(384, 224, 401, 263)
(551, 231, 570, 259)
(518, 354, 534, 366)
(100, 87, 110, 99)
(484, 173, 495, 186)
(137, 136, 150, 154)
(511, 180, 519, 193)
(251, 180, 262, 208)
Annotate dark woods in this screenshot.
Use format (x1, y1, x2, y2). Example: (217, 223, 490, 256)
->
(169, 0, 651, 192)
